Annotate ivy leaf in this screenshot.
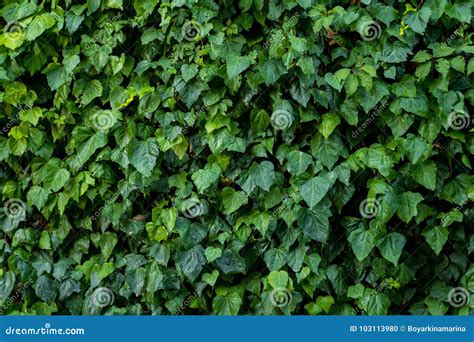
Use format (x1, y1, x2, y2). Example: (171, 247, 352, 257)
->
(299, 173, 332, 208)
(377, 233, 406, 265)
(396, 192, 423, 223)
(367, 293, 391, 315)
(318, 113, 340, 139)
(205, 247, 222, 263)
(226, 54, 253, 79)
(258, 59, 286, 85)
(404, 7, 432, 34)
(297, 205, 331, 243)
(27, 186, 50, 209)
(348, 228, 376, 262)
(192, 163, 221, 193)
(286, 150, 312, 176)
(264, 248, 288, 271)
(34, 275, 56, 304)
(128, 138, 159, 177)
(422, 225, 448, 255)
(19, 107, 43, 125)
(177, 246, 206, 281)
(26, 13, 55, 41)
(81, 80, 103, 106)
(71, 131, 107, 170)
(221, 187, 248, 214)
(248, 161, 275, 191)
(213, 290, 242, 315)
(410, 160, 437, 190)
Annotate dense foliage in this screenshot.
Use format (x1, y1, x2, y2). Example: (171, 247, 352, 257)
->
(0, 0, 473, 316)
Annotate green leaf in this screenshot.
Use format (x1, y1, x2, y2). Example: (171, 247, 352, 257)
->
(404, 7, 432, 34)
(81, 80, 103, 106)
(318, 113, 340, 139)
(258, 59, 286, 85)
(0, 271, 16, 301)
(348, 228, 376, 262)
(216, 250, 246, 274)
(26, 13, 56, 41)
(128, 138, 159, 177)
(192, 163, 221, 193)
(213, 291, 242, 315)
(19, 107, 43, 125)
(297, 205, 331, 243)
(99, 232, 118, 260)
(268, 270, 289, 288)
(71, 131, 108, 170)
(422, 225, 448, 255)
(397, 192, 423, 223)
(45, 168, 70, 192)
(226, 54, 253, 78)
(27, 186, 50, 210)
(299, 173, 332, 208)
(377, 233, 406, 265)
(367, 292, 391, 315)
(221, 187, 248, 214)
(205, 247, 222, 263)
(286, 150, 312, 176)
(264, 248, 288, 271)
(248, 161, 275, 191)
(34, 275, 56, 304)
(177, 246, 206, 281)
(410, 161, 437, 190)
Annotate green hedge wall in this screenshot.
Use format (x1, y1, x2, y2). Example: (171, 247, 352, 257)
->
(0, 0, 473, 315)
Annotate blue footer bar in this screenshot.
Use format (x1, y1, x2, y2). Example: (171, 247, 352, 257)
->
(0, 316, 472, 342)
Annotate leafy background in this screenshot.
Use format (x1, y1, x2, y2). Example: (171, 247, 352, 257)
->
(0, 0, 473, 315)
